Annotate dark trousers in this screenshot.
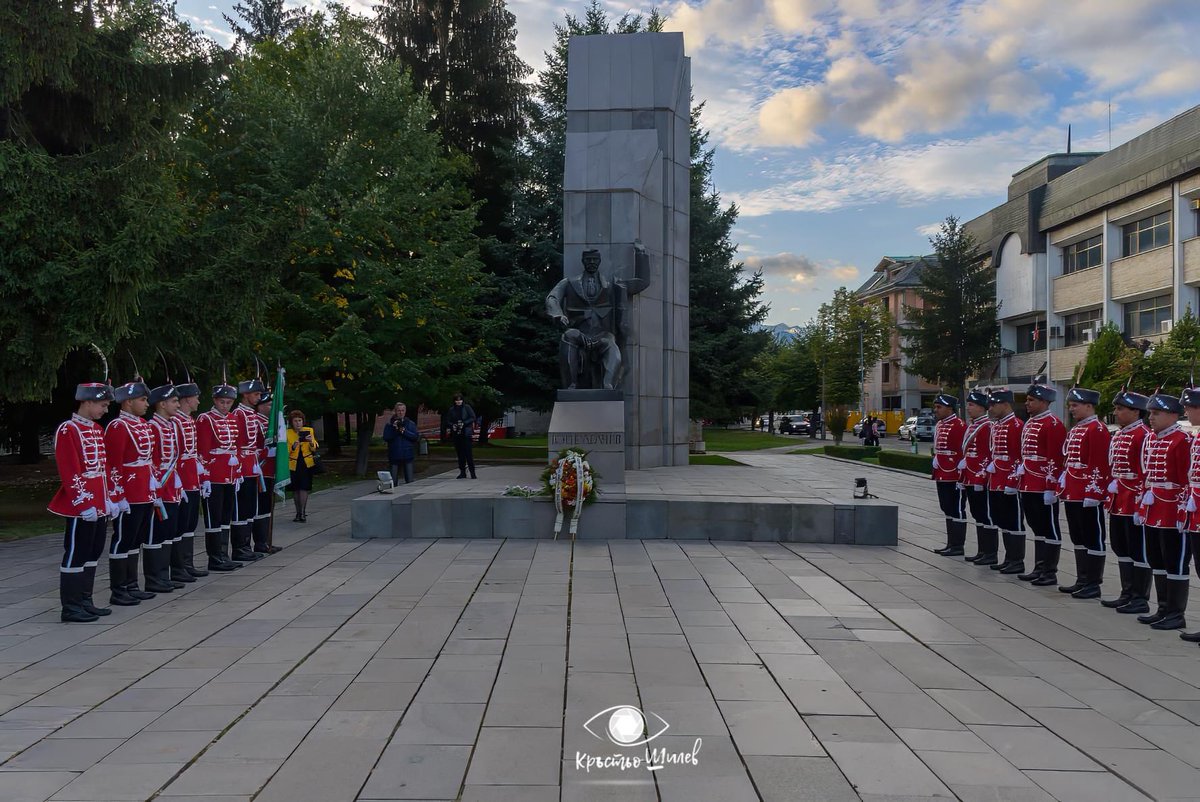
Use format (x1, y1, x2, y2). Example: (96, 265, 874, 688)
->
(62, 517, 107, 573)
(146, 502, 177, 550)
(453, 438, 475, 476)
(179, 490, 201, 540)
(203, 483, 235, 536)
(964, 486, 991, 526)
(988, 490, 1023, 534)
(252, 478, 274, 548)
(936, 481, 966, 522)
(1146, 526, 1190, 580)
(1064, 501, 1106, 555)
(110, 503, 152, 560)
(390, 461, 415, 485)
(232, 477, 258, 548)
(1021, 492, 1060, 543)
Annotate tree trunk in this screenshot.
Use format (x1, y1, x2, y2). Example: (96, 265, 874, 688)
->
(343, 412, 352, 446)
(322, 412, 341, 457)
(767, 411, 775, 433)
(17, 402, 42, 464)
(354, 411, 375, 477)
(477, 413, 490, 446)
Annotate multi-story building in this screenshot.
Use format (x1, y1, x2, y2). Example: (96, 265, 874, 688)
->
(966, 105, 1200, 413)
(856, 256, 943, 415)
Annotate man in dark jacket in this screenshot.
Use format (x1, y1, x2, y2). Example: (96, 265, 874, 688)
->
(382, 402, 419, 485)
(443, 394, 477, 479)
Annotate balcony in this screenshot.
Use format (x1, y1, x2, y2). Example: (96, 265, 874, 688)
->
(1184, 237, 1200, 286)
(1053, 269, 1103, 313)
(1049, 344, 1091, 383)
(1110, 246, 1173, 301)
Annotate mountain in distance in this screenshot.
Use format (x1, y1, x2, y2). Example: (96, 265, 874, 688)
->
(757, 323, 805, 344)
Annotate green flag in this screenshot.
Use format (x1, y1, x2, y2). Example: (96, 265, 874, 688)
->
(270, 367, 290, 498)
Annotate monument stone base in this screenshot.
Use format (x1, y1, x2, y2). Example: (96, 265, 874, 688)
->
(547, 393, 625, 490)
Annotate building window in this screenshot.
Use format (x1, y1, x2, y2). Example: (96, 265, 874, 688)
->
(883, 396, 902, 411)
(881, 363, 891, 383)
(1122, 211, 1171, 257)
(1014, 322, 1042, 353)
(1063, 308, 1102, 346)
(1124, 294, 1172, 337)
(881, 297, 890, 312)
(1063, 234, 1102, 274)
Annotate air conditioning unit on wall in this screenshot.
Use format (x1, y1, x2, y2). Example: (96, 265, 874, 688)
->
(1162, 319, 1174, 334)
(1083, 327, 1096, 343)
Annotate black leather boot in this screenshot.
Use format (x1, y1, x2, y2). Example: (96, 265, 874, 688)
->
(1031, 543, 1061, 586)
(1151, 581, 1187, 630)
(1018, 541, 1045, 581)
(1138, 575, 1170, 623)
(934, 519, 955, 554)
(170, 540, 196, 583)
(1000, 535, 1026, 574)
(206, 532, 239, 571)
(942, 520, 966, 556)
(991, 533, 1012, 571)
(183, 534, 209, 577)
(108, 559, 139, 606)
(143, 547, 175, 594)
(1072, 554, 1103, 599)
(1059, 549, 1086, 594)
(123, 551, 156, 600)
(1118, 566, 1152, 614)
(80, 566, 110, 616)
(61, 572, 99, 623)
(1102, 562, 1134, 608)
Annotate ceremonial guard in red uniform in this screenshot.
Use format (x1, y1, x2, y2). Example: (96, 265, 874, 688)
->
(198, 382, 242, 572)
(253, 392, 282, 554)
(49, 381, 116, 622)
(1177, 387, 1200, 641)
(230, 377, 266, 563)
(1056, 386, 1111, 598)
(960, 389, 999, 564)
(931, 394, 967, 556)
(984, 389, 1025, 572)
(1102, 389, 1151, 614)
(1015, 382, 1066, 582)
(1136, 391, 1190, 630)
(172, 378, 209, 579)
(146, 382, 189, 593)
(105, 378, 158, 605)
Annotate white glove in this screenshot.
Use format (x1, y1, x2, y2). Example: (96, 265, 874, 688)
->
(1083, 497, 1101, 508)
(1014, 463, 1025, 477)
(1043, 490, 1057, 505)
(81, 507, 99, 522)
(1133, 512, 1144, 525)
(1058, 472, 1067, 488)
(267, 447, 276, 458)
(1188, 497, 1197, 514)
(1142, 490, 1155, 506)
(198, 462, 209, 476)
(105, 500, 119, 517)
(1004, 486, 1018, 495)
(149, 475, 159, 491)
(955, 483, 965, 490)
(118, 499, 130, 514)
(228, 455, 239, 467)
(1107, 480, 1118, 494)
(174, 473, 183, 489)
(201, 480, 212, 498)
(986, 462, 996, 474)
(957, 459, 967, 470)
(253, 462, 262, 476)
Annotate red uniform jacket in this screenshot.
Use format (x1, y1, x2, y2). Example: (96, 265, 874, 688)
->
(197, 408, 242, 485)
(961, 415, 993, 489)
(1184, 434, 1200, 531)
(1059, 416, 1111, 503)
(148, 414, 183, 504)
(931, 415, 966, 482)
(231, 404, 262, 479)
(105, 411, 157, 505)
(1018, 411, 1066, 493)
(256, 412, 275, 479)
(1106, 420, 1149, 517)
(48, 414, 110, 518)
(1138, 423, 1189, 529)
(987, 413, 1023, 492)
(172, 410, 205, 492)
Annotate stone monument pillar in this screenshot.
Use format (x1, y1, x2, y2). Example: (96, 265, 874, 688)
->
(563, 32, 690, 470)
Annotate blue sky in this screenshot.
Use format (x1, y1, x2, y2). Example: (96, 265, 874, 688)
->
(176, 0, 1200, 326)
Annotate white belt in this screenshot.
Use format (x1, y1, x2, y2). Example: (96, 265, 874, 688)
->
(81, 470, 104, 479)
(1024, 456, 1049, 462)
(935, 450, 956, 456)
(1149, 482, 1181, 489)
(211, 448, 236, 455)
(1113, 473, 1137, 480)
(1066, 462, 1087, 469)
(123, 460, 152, 467)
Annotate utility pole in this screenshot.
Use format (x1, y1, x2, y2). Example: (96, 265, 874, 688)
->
(858, 322, 866, 420)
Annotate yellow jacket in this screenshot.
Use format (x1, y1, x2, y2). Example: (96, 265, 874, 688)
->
(287, 427, 319, 469)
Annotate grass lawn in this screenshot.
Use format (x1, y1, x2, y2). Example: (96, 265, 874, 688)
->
(703, 428, 806, 452)
(0, 482, 60, 541)
(787, 446, 826, 455)
(689, 454, 744, 466)
(491, 435, 548, 449)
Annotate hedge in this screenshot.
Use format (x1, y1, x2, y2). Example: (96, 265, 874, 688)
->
(823, 445, 881, 460)
(878, 451, 933, 474)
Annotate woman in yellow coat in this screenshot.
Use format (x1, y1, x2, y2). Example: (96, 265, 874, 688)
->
(286, 411, 318, 522)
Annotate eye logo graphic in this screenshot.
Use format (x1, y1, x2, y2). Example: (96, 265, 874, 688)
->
(583, 705, 670, 747)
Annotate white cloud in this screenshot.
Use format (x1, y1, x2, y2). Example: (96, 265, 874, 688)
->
(745, 252, 858, 287)
(916, 222, 942, 237)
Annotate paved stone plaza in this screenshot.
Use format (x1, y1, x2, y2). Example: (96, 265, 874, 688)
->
(5, 454, 1200, 800)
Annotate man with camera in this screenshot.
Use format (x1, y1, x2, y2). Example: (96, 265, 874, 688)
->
(383, 401, 419, 485)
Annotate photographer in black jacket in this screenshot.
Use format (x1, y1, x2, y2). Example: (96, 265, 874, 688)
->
(443, 393, 477, 479)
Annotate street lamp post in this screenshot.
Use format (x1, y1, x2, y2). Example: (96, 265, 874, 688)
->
(857, 323, 866, 421)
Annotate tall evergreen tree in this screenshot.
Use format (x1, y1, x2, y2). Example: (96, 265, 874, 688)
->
(901, 216, 999, 409)
(223, 0, 307, 47)
(0, 0, 216, 459)
(1077, 323, 1141, 417)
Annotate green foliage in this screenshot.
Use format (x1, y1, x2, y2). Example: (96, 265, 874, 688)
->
(809, 288, 891, 407)
(223, 0, 307, 47)
(878, 451, 933, 474)
(823, 445, 880, 460)
(1078, 323, 1140, 417)
(1141, 309, 1200, 395)
(827, 406, 850, 443)
(902, 217, 999, 402)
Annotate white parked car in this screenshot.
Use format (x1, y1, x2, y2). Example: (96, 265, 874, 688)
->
(899, 416, 935, 442)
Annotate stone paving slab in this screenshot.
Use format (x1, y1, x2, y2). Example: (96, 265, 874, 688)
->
(5, 457, 1200, 798)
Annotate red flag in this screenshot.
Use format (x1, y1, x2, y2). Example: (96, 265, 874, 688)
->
(1031, 321, 1040, 344)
